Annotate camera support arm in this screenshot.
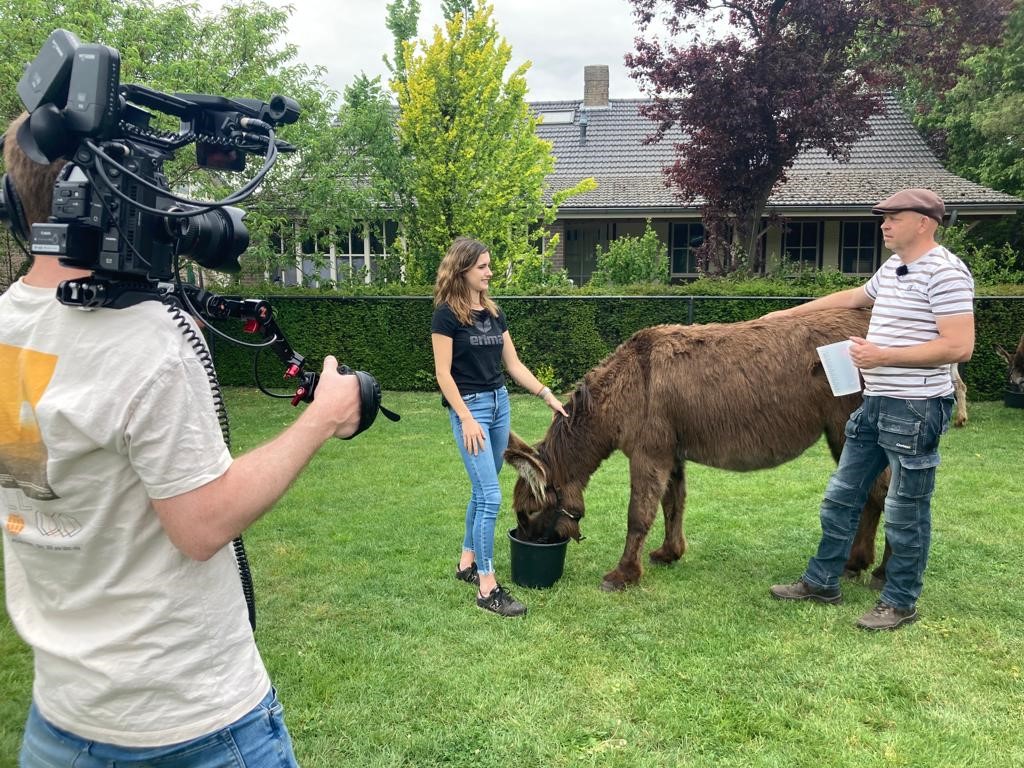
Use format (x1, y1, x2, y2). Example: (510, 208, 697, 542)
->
(185, 286, 400, 437)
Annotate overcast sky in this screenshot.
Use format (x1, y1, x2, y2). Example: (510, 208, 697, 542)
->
(197, 0, 660, 102)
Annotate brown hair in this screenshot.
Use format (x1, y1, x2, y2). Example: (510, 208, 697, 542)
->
(3, 113, 66, 230)
(433, 236, 498, 326)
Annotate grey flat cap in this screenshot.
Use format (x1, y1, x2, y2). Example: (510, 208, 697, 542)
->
(872, 188, 945, 223)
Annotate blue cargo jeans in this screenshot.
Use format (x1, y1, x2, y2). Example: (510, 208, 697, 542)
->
(803, 394, 953, 610)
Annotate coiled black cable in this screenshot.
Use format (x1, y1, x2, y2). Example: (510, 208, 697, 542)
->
(161, 296, 256, 631)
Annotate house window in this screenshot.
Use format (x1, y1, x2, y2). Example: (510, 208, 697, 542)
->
(841, 222, 880, 274)
(563, 224, 607, 284)
(337, 229, 365, 255)
(301, 230, 331, 256)
(784, 221, 822, 268)
(670, 222, 704, 275)
(537, 110, 575, 125)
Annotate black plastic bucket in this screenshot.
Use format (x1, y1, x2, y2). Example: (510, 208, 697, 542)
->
(508, 529, 568, 588)
(1004, 388, 1024, 408)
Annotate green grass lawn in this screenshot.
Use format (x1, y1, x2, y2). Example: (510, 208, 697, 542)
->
(2, 393, 1022, 767)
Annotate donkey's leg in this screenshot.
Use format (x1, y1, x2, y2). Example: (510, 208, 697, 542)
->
(825, 414, 887, 579)
(845, 469, 889, 579)
(650, 453, 686, 565)
(870, 538, 892, 591)
(952, 364, 968, 427)
(601, 452, 674, 591)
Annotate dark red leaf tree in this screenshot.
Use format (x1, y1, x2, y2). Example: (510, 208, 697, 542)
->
(625, 0, 1010, 274)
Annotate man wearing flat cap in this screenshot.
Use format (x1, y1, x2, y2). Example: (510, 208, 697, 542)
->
(765, 187, 974, 631)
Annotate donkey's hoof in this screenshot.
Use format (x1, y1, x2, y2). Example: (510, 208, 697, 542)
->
(600, 571, 636, 591)
(868, 575, 885, 591)
(649, 547, 681, 565)
(841, 568, 863, 581)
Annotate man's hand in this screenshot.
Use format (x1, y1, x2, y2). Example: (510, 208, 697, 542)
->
(309, 355, 362, 439)
(848, 336, 887, 369)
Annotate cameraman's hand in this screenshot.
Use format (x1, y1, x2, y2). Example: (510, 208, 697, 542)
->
(311, 355, 362, 439)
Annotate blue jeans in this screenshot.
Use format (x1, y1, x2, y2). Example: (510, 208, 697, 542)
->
(803, 394, 953, 610)
(449, 386, 511, 576)
(20, 688, 298, 767)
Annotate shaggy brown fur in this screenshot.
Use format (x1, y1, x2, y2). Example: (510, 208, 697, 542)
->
(951, 365, 968, 427)
(995, 333, 1024, 391)
(506, 308, 897, 591)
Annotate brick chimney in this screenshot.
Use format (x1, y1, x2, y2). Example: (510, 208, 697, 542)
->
(583, 65, 609, 108)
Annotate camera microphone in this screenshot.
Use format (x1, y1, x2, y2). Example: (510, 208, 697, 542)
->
(896, 265, 908, 276)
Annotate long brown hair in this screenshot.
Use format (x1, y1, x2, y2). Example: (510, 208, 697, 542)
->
(433, 237, 499, 326)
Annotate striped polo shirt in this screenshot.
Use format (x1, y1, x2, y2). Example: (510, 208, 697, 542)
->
(862, 246, 974, 399)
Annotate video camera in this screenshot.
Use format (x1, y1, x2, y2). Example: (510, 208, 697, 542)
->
(15, 28, 299, 290)
(7, 29, 399, 434)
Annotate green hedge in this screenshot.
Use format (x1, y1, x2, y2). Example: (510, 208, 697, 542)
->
(209, 295, 1024, 401)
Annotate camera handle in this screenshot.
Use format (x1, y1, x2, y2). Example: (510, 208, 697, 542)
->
(190, 288, 400, 438)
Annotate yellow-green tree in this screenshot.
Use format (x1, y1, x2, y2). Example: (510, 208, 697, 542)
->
(393, 1, 591, 285)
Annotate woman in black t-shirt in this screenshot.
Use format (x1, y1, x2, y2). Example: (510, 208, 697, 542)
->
(431, 237, 567, 617)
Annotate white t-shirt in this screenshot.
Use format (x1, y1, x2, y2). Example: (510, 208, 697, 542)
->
(1, 278, 270, 747)
(862, 246, 974, 399)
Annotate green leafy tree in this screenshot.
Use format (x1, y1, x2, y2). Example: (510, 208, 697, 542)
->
(590, 220, 669, 286)
(255, 73, 410, 287)
(904, 0, 1024, 264)
(442, 0, 475, 21)
(383, 0, 421, 84)
(392, 0, 592, 286)
(0, 1, 410, 285)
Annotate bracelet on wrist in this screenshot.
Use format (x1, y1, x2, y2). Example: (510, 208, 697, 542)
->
(536, 386, 551, 399)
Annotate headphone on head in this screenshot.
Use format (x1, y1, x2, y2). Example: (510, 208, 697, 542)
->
(0, 134, 32, 244)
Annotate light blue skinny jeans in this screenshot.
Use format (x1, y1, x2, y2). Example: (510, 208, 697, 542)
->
(20, 687, 298, 767)
(803, 394, 953, 610)
(448, 386, 511, 576)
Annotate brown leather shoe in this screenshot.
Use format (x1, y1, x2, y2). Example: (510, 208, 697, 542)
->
(856, 600, 918, 631)
(770, 579, 843, 604)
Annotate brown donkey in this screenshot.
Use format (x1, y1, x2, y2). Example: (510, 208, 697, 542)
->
(995, 332, 1024, 391)
(506, 308, 901, 591)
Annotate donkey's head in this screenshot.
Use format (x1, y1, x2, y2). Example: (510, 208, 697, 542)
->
(504, 432, 584, 543)
(995, 333, 1024, 391)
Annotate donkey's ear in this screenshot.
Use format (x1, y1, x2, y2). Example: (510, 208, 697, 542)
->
(504, 432, 547, 501)
(994, 343, 1011, 365)
(505, 431, 539, 461)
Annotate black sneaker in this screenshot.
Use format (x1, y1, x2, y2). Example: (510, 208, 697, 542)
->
(476, 585, 527, 617)
(856, 600, 918, 631)
(770, 579, 843, 604)
(455, 562, 479, 586)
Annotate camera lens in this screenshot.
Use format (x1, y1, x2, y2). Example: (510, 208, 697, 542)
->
(174, 206, 248, 273)
(267, 95, 300, 125)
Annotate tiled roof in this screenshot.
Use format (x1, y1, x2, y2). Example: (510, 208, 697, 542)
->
(533, 95, 1022, 214)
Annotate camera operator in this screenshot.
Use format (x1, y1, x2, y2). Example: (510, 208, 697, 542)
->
(1, 112, 361, 765)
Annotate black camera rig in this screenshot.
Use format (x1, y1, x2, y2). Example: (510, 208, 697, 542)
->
(9, 29, 398, 432)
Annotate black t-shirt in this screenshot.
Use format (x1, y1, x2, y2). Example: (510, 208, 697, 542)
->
(431, 303, 508, 393)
